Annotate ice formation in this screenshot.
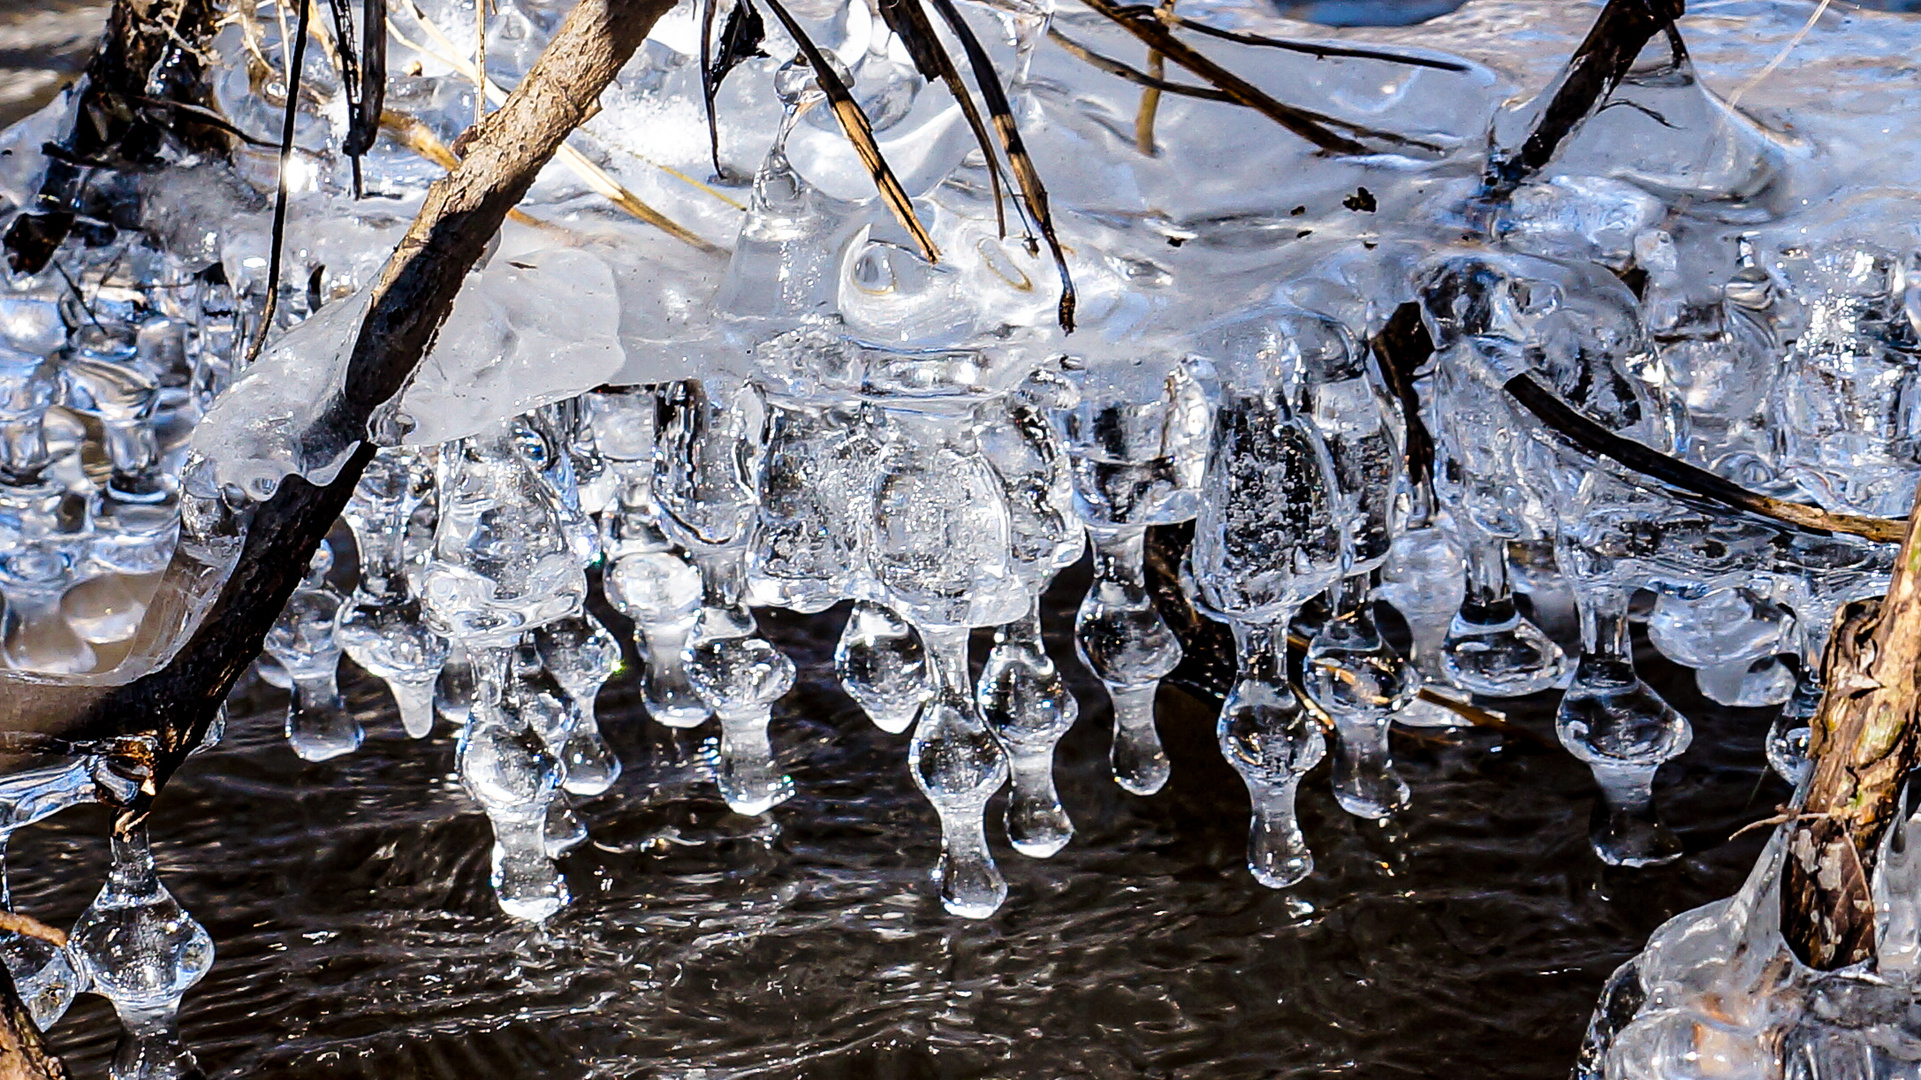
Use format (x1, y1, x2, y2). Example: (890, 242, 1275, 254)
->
(5, 0, 1921, 1073)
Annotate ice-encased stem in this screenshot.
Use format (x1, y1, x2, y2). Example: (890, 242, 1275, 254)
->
(0, 830, 80, 1032)
(911, 626, 1010, 918)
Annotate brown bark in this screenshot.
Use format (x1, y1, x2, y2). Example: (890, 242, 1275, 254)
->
(0, 0, 681, 813)
(0, 965, 65, 1080)
(1782, 488, 1921, 969)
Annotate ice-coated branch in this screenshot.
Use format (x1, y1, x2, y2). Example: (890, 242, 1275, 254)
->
(1781, 488, 1921, 969)
(0, 0, 681, 822)
(1504, 373, 1907, 545)
(1481, 0, 1685, 199)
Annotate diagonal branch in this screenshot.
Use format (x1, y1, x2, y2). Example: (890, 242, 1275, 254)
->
(0, 0, 681, 826)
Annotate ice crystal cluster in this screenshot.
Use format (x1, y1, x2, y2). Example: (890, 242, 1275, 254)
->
(0, 0, 1919, 1074)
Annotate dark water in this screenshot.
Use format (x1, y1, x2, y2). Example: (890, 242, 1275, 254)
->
(8, 560, 1784, 1079)
(0, 2, 1801, 1078)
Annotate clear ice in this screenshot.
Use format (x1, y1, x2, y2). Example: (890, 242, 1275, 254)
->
(12, 0, 1921, 1069)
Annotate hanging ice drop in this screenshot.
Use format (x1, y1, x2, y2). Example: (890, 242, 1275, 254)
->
(264, 541, 362, 761)
(835, 600, 932, 735)
(69, 823, 213, 1080)
(336, 448, 447, 739)
(533, 614, 624, 796)
(976, 597, 1077, 857)
(1219, 624, 1325, 889)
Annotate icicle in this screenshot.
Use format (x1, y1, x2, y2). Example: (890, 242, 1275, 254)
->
(1077, 524, 1178, 796)
(1219, 624, 1324, 889)
(912, 626, 1011, 918)
(683, 546, 796, 815)
(977, 594, 1077, 857)
(458, 645, 569, 922)
(533, 614, 624, 796)
(1556, 582, 1689, 867)
(835, 600, 932, 735)
(1306, 571, 1415, 819)
(337, 447, 447, 739)
(265, 541, 361, 761)
(1441, 528, 1570, 697)
(69, 823, 213, 1080)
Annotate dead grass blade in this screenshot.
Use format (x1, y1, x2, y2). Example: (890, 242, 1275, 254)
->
(925, 0, 1077, 330)
(875, 0, 1010, 236)
(758, 0, 941, 261)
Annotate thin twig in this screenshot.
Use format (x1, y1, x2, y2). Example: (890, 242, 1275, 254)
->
(244, 0, 316, 365)
(1503, 372, 1906, 544)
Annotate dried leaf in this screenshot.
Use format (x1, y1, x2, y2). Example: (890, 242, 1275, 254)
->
(924, 0, 1077, 330)
(758, 0, 941, 261)
(326, 0, 367, 194)
(1048, 26, 1231, 104)
(351, 0, 388, 159)
(874, 0, 1009, 235)
(1075, 0, 1364, 153)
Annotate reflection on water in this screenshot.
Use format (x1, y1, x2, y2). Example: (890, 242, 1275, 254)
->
(0, 2, 104, 129)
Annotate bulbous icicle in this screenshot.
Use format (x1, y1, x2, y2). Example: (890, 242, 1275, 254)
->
(835, 600, 932, 734)
(977, 596, 1078, 858)
(1218, 624, 1325, 889)
(338, 448, 447, 740)
(752, 401, 876, 613)
(911, 627, 1010, 918)
(265, 542, 362, 761)
(682, 549, 796, 816)
(1306, 573, 1416, 820)
(69, 824, 213, 1080)
(605, 547, 709, 729)
(1441, 531, 1569, 698)
(458, 648, 569, 921)
(1556, 586, 1689, 867)
(435, 644, 477, 728)
(418, 423, 586, 648)
(534, 615, 624, 796)
(1076, 525, 1178, 796)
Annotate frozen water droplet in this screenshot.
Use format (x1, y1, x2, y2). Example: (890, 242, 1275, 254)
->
(835, 600, 931, 735)
(265, 543, 361, 761)
(1075, 526, 1178, 796)
(1217, 625, 1324, 890)
(70, 825, 212, 1080)
(1306, 574, 1416, 820)
(977, 599, 1077, 858)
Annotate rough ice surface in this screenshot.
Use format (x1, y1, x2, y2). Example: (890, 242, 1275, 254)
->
(10, 0, 1921, 1072)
